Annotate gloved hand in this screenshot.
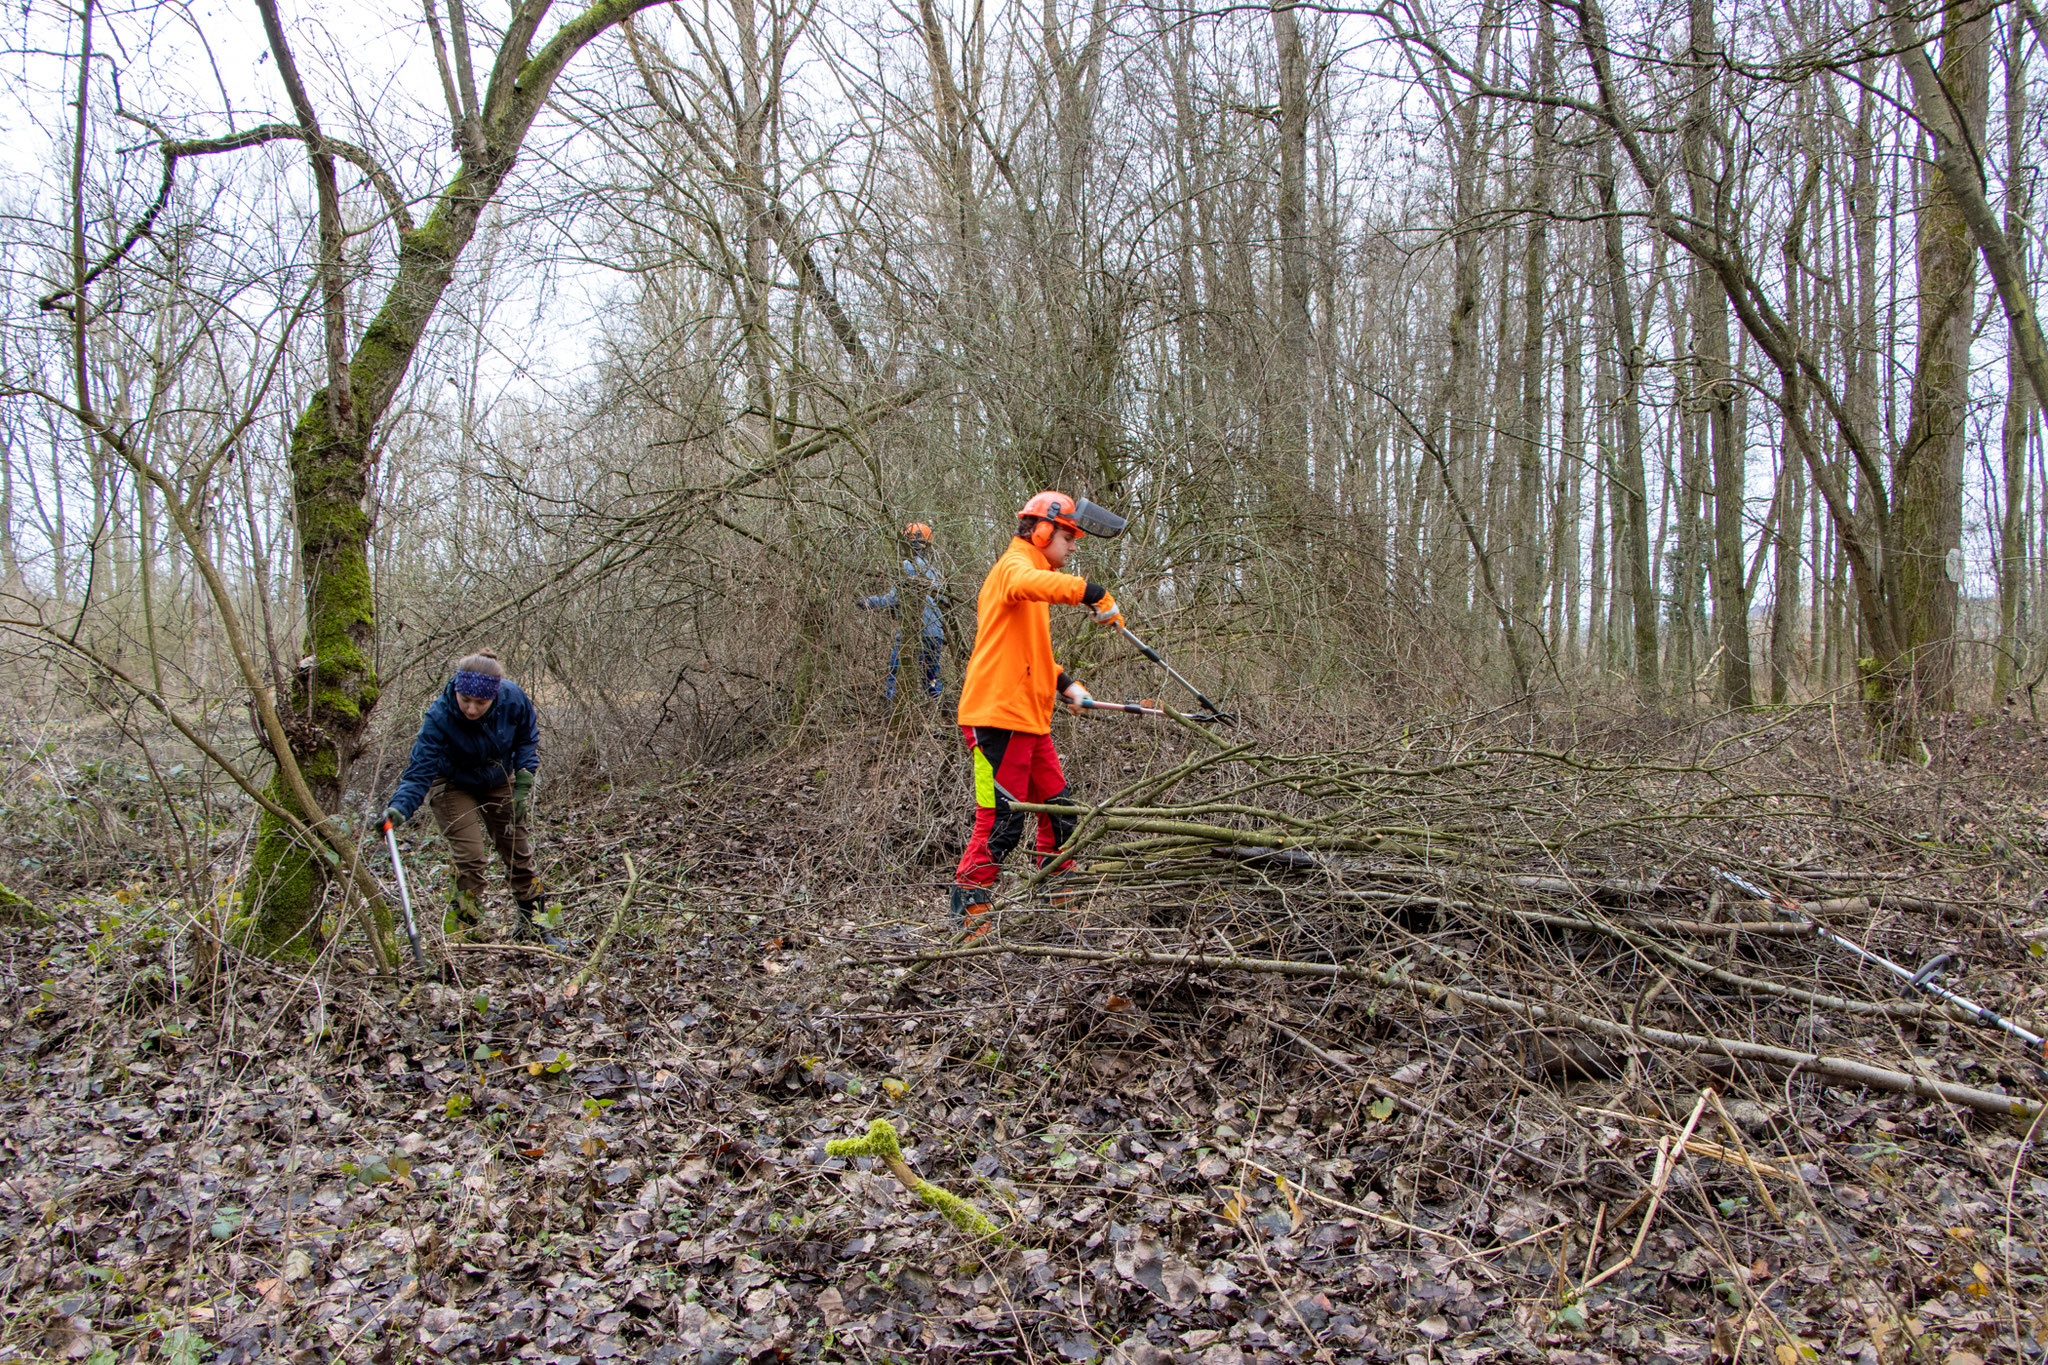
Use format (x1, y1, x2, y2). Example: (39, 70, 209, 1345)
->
(513, 770, 535, 822)
(1080, 581, 1122, 628)
(1062, 679, 1093, 715)
(373, 806, 403, 834)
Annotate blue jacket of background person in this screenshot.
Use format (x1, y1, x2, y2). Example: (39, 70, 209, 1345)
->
(859, 555, 946, 641)
(388, 678, 540, 821)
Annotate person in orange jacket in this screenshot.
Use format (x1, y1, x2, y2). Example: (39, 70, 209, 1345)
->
(950, 490, 1127, 928)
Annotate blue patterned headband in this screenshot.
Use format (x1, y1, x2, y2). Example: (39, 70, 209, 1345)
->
(453, 670, 502, 699)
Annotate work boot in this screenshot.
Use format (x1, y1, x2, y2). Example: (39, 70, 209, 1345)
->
(513, 898, 568, 949)
(442, 892, 482, 943)
(948, 885, 992, 939)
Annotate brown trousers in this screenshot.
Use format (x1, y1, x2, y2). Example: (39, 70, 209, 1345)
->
(429, 780, 539, 902)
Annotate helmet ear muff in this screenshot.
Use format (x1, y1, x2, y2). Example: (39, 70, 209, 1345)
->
(1029, 519, 1053, 549)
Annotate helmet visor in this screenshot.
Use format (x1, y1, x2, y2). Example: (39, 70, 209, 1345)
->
(1070, 499, 1126, 538)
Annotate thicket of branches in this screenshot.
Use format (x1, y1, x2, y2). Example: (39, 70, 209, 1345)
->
(3, 0, 2047, 824)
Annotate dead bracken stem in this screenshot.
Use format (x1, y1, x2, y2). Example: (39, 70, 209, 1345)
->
(1574, 1091, 1711, 1299)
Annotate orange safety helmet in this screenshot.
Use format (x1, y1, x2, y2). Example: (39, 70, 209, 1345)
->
(1017, 491, 1080, 548)
(1016, 491, 1126, 547)
(901, 521, 934, 546)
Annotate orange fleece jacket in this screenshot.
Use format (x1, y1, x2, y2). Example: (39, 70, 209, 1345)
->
(956, 537, 1091, 735)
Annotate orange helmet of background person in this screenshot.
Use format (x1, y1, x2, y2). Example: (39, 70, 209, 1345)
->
(902, 522, 933, 545)
(1016, 491, 1083, 549)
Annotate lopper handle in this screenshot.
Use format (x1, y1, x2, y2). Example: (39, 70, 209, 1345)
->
(1115, 623, 1235, 724)
(1119, 626, 1167, 665)
(1078, 697, 1166, 717)
(383, 824, 426, 969)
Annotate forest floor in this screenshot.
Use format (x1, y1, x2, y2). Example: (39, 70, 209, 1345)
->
(2, 700, 2048, 1365)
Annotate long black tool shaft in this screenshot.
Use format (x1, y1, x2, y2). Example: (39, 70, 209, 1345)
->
(1116, 623, 1233, 723)
(1079, 697, 1165, 716)
(1710, 867, 2046, 1059)
(1076, 697, 1224, 721)
(384, 823, 426, 969)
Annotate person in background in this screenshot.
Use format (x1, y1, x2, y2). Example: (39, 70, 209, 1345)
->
(376, 649, 565, 947)
(856, 521, 947, 700)
(949, 491, 1127, 931)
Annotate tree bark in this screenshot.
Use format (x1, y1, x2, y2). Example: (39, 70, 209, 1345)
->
(1557, 286, 1583, 660)
(1595, 138, 1659, 694)
(1996, 12, 2032, 703)
(1894, 0, 1989, 714)
(1511, 0, 1554, 662)
(1683, 0, 1750, 708)
(1270, 0, 1312, 510)
(1590, 287, 1613, 663)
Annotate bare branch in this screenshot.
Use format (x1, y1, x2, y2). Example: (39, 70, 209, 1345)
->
(421, 0, 474, 150)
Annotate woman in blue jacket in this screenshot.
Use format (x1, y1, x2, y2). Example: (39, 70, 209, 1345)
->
(378, 650, 563, 946)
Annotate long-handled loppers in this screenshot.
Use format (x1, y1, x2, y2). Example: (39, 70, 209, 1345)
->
(1710, 866, 2046, 1064)
(1114, 623, 1235, 724)
(381, 817, 426, 969)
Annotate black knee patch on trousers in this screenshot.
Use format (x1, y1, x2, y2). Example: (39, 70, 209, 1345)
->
(986, 804, 1029, 865)
(1034, 784, 1077, 865)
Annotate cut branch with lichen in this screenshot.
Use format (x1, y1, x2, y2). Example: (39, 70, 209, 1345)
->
(825, 1119, 1006, 1242)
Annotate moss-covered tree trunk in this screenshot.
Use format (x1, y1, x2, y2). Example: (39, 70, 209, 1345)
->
(237, 378, 386, 955)
(239, 0, 670, 955)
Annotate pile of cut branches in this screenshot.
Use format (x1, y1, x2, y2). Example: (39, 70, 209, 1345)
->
(911, 712, 2048, 1119)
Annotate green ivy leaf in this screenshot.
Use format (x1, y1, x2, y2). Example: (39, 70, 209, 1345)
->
(1368, 1096, 1397, 1121)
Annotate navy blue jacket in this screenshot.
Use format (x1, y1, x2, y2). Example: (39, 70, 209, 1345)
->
(387, 679, 540, 821)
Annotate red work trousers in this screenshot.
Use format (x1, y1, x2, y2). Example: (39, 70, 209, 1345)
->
(953, 726, 1077, 889)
